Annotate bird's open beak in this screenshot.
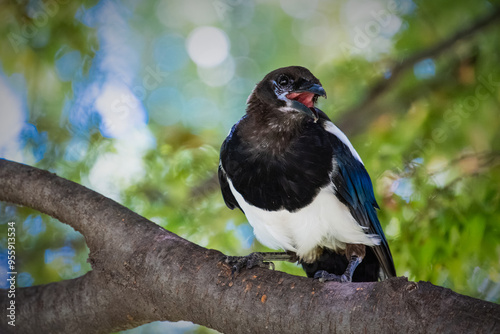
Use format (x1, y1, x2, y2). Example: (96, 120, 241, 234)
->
(294, 83, 327, 98)
(286, 83, 326, 121)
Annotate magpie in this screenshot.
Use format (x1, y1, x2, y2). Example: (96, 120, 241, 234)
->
(218, 66, 396, 282)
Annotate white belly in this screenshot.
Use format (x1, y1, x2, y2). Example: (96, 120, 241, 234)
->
(228, 181, 380, 262)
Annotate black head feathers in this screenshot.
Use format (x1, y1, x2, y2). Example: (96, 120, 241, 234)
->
(247, 66, 326, 120)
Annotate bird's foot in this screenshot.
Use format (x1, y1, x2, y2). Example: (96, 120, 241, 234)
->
(313, 270, 351, 283)
(313, 255, 362, 283)
(222, 251, 297, 276)
(222, 252, 275, 276)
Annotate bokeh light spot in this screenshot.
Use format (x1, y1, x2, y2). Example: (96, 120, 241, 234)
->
(186, 26, 230, 68)
(414, 58, 436, 80)
(197, 56, 235, 87)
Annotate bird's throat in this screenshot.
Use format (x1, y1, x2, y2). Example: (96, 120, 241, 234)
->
(286, 92, 315, 108)
(286, 92, 319, 121)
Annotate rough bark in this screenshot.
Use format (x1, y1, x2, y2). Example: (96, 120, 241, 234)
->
(0, 159, 498, 334)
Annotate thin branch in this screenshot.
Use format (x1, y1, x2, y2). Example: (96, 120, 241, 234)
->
(394, 150, 500, 179)
(338, 6, 500, 135)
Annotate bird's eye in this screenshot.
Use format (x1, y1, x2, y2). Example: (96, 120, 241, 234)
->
(277, 75, 291, 87)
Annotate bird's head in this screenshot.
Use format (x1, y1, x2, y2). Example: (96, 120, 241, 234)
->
(248, 66, 327, 121)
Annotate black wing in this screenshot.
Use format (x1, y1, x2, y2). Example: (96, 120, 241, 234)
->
(319, 112, 396, 279)
(218, 125, 242, 211)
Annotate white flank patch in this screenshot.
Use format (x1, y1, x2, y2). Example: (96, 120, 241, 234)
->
(227, 179, 379, 262)
(324, 121, 363, 164)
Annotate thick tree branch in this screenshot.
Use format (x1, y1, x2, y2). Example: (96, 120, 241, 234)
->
(0, 159, 499, 334)
(337, 7, 500, 135)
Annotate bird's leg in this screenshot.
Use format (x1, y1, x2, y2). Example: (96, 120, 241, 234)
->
(314, 244, 365, 283)
(222, 251, 298, 275)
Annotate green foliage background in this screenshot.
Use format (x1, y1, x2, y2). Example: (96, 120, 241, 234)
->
(0, 0, 499, 333)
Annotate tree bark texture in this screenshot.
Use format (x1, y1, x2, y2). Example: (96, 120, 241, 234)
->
(0, 159, 498, 334)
